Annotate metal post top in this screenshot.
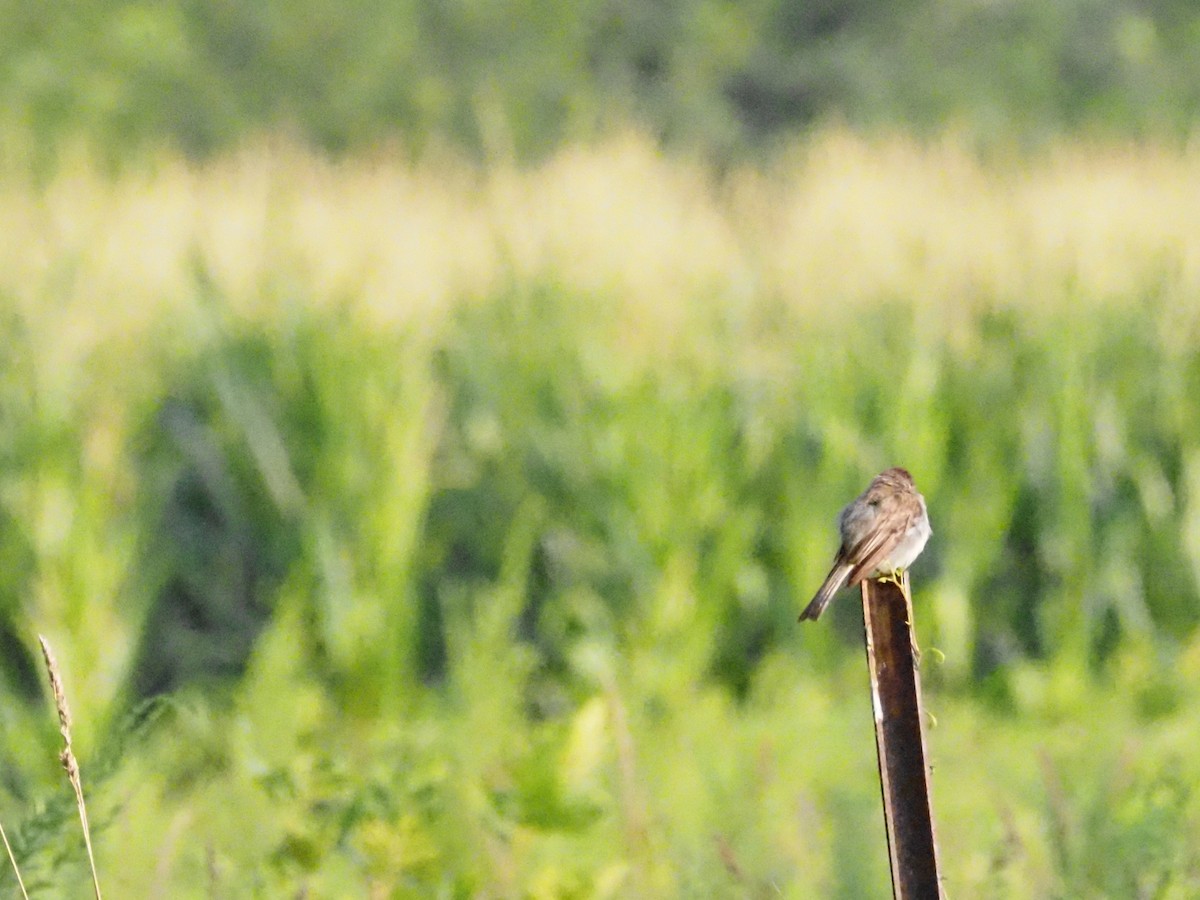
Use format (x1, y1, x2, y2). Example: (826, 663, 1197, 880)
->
(861, 577, 943, 900)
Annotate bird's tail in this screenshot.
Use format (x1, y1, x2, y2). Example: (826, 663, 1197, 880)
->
(798, 563, 853, 622)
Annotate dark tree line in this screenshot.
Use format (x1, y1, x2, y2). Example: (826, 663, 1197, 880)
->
(2, 0, 1199, 164)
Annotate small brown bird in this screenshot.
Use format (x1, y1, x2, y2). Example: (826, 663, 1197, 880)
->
(799, 467, 931, 622)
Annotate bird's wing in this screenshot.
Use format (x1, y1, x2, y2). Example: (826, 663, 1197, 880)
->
(842, 507, 915, 586)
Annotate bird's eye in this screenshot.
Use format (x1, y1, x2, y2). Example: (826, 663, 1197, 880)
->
(868, 498, 880, 508)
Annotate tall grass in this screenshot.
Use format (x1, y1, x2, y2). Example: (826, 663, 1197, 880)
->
(0, 130, 1198, 894)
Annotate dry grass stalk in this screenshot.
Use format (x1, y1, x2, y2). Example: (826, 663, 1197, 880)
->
(0, 819, 29, 899)
(38, 635, 103, 900)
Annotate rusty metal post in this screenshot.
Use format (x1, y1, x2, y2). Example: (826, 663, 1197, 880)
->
(861, 574, 943, 900)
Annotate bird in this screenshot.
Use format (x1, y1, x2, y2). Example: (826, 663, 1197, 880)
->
(798, 467, 931, 622)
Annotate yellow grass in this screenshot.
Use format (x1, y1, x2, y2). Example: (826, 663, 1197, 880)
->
(3, 130, 1200, 351)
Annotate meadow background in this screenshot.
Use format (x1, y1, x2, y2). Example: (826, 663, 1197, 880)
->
(4, 2, 1200, 897)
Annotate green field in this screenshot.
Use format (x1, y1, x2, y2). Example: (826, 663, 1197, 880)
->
(2, 131, 1200, 896)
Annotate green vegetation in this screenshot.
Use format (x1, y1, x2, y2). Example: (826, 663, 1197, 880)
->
(4, 0, 1200, 163)
(0, 133, 1198, 894)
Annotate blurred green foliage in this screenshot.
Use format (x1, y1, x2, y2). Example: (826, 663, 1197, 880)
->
(112, 283, 1200, 710)
(3, 0, 1200, 163)
(3, 263, 1200, 892)
(1, 109, 1199, 890)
